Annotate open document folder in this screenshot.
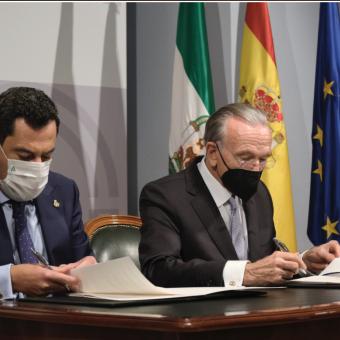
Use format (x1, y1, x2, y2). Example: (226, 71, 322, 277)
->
(288, 258, 340, 287)
(70, 257, 265, 301)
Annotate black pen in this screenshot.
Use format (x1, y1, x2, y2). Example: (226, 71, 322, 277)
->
(30, 248, 71, 292)
(273, 238, 314, 277)
(31, 248, 53, 270)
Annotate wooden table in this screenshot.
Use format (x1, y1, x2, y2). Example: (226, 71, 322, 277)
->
(1, 288, 340, 339)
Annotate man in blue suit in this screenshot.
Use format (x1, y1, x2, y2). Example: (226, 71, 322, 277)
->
(0, 87, 95, 299)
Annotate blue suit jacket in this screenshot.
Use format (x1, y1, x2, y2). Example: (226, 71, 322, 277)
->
(0, 171, 92, 266)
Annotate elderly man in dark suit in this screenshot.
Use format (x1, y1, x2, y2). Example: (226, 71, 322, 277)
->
(0, 87, 95, 299)
(139, 103, 340, 287)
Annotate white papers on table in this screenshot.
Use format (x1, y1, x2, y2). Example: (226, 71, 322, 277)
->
(291, 257, 340, 285)
(70, 257, 260, 301)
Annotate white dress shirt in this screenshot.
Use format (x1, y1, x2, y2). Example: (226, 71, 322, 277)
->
(197, 158, 248, 287)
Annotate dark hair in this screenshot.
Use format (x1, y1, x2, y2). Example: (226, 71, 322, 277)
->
(0, 87, 60, 144)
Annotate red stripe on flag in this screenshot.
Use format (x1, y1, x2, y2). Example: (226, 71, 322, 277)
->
(245, 3, 276, 65)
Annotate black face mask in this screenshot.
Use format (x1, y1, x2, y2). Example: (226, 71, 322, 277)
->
(216, 144, 262, 201)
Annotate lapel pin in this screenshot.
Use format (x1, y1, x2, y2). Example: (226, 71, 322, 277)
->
(53, 199, 60, 208)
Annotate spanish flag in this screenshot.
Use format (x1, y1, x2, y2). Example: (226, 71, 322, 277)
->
(239, 3, 297, 251)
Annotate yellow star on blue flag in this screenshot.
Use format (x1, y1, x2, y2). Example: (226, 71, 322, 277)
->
(308, 4, 340, 245)
(322, 217, 339, 239)
(323, 79, 334, 99)
(312, 160, 323, 182)
(313, 125, 323, 147)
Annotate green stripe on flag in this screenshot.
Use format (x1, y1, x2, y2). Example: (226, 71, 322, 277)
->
(176, 3, 215, 114)
(169, 2, 215, 174)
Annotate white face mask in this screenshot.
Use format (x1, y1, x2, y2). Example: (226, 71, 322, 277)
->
(0, 158, 51, 202)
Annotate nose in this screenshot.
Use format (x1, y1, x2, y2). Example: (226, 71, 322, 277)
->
(32, 157, 44, 163)
(247, 159, 262, 171)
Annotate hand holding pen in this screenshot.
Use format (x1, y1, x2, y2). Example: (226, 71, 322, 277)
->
(31, 248, 70, 291)
(273, 238, 314, 277)
(31, 248, 53, 270)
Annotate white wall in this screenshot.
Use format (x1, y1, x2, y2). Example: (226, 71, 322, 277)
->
(0, 3, 126, 88)
(136, 2, 319, 250)
(0, 2, 127, 221)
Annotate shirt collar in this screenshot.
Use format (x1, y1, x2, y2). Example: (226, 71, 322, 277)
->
(197, 157, 232, 208)
(0, 190, 34, 205)
(0, 190, 9, 204)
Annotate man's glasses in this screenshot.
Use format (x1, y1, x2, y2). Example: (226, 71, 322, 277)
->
(217, 142, 276, 171)
(237, 155, 276, 171)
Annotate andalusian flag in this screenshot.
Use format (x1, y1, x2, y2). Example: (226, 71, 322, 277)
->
(239, 3, 297, 251)
(308, 4, 340, 245)
(169, 3, 215, 173)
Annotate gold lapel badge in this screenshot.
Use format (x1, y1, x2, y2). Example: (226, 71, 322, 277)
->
(53, 199, 60, 208)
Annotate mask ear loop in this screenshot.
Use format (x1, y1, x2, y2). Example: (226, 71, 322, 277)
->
(215, 142, 231, 170)
(0, 145, 8, 180)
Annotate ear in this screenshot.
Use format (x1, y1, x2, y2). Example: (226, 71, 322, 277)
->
(205, 141, 218, 169)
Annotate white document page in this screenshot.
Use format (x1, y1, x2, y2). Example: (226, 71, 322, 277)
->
(70, 257, 258, 301)
(291, 257, 340, 284)
(320, 257, 340, 276)
(72, 257, 170, 295)
(291, 275, 340, 284)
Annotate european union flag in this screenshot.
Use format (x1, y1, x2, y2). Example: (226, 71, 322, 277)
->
(308, 3, 340, 245)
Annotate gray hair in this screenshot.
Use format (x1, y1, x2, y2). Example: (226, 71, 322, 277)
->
(203, 103, 268, 143)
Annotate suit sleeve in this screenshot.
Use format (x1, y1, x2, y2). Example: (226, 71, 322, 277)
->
(68, 179, 93, 261)
(139, 182, 226, 287)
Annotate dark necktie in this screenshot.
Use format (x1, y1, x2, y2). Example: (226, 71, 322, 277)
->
(228, 196, 247, 260)
(11, 201, 38, 264)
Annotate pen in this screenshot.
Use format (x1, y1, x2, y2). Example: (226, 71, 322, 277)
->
(31, 248, 53, 270)
(273, 238, 290, 252)
(30, 248, 71, 292)
(273, 238, 314, 277)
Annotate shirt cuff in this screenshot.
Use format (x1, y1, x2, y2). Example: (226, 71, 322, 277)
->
(223, 260, 248, 287)
(0, 264, 17, 300)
